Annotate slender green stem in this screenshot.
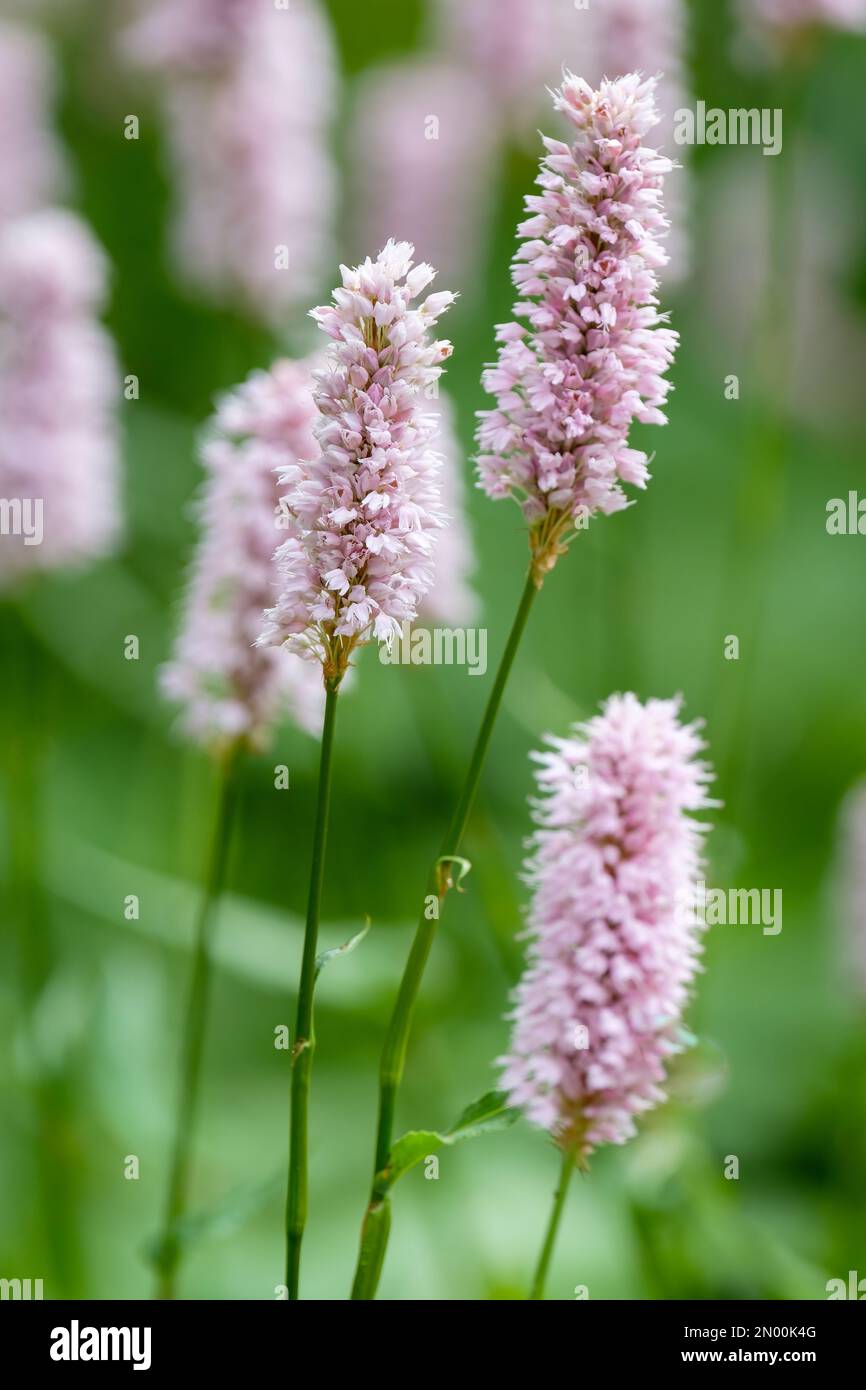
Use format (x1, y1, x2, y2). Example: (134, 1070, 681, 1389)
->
(155, 746, 241, 1300)
(351, 568, 539, 1298)
(286, 682, 340, 1300)
(530, 1146, 576, 1300)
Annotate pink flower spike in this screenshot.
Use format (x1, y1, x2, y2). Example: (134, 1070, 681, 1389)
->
(500, 694, 714, 1159)
(0, 210, 120, 588)
(348, 59, 499, 293)
(123, 0, 336, 322)
(475, 73, 678, 582)
(432, 0, 567, 135)
(0, 20, 66, 224)
(258, 241, 457, 684)
(161, 360, 326, 751)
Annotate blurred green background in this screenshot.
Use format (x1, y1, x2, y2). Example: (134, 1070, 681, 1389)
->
(1, 0, 866, 1300)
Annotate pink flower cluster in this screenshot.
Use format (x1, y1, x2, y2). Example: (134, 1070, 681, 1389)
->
(350, 2, 574, 297)
(476, 73, 678, 572)
(122, 0, 258, 71)
(0, 210, 120, 587)
(500, 694, 714, 1156)
(258, 241, 456, 679)
(124, 0, 336, 321)
(162, 361, 326, 749)
(432, 0, 564, 134)
(0, 20, 65, 224)
(349, 60, 498, 293)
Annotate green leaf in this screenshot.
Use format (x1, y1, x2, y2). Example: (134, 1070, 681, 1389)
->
(315, 915, 371, 978)
(380, 1090, 518, 1193)
(448, 1090, 518, 1136)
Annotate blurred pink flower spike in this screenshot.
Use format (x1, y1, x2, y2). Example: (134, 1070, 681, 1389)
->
(0, 19, 66, 224)
(0, 210, 120, 588)
(123, 0, 337, 323)
(162, 360, 327, 752)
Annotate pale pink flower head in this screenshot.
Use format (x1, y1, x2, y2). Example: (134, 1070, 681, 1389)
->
(122, 0, 258, 73)
(476, 73, 678, 584)
(0, 20, 65, 225)
(162, 360, 326, 751)
(433, 0, 564, 133)
(124, 0, 336, 322)
(500, 694, 714, 1158)
(258, 240, 457, 685)
(0, 209, 120, 587)
(349, 59, 498, 294)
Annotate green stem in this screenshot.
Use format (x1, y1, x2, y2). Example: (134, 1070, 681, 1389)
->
(155, 746, 241, 1300)
(286, 682, 340, 1300)
(351, 568, 539, 1298)
(529, 1146, 576, 1301)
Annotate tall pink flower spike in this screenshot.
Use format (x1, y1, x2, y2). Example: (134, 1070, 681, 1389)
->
(162, 361, 326, 749)
(0, 210, 120, 587)
(433, 0, 565, 135)
(500, 693, 715, 1157)
(349, 59, 498, 294)
(476, 73, 678, 582)
(123, 0, 336, 322)
(0, 19, 65, 225)
(258, 241, 456, 687)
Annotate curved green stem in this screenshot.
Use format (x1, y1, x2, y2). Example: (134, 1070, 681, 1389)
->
(286, 682, 340, 1300)
(530, 1146, 576, 1301)
(351, 568, 539, 1298)
(154, 746, 241, 1300)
